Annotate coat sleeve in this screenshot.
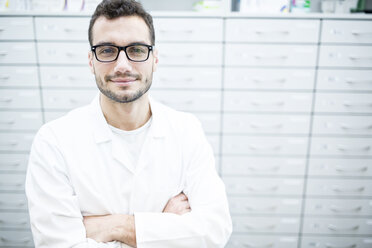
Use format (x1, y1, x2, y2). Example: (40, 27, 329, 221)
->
(134, 115, 233, 248)
(25, 125, 122, 248)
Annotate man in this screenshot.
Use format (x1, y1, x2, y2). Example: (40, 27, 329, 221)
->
(25, 0, 232, 247)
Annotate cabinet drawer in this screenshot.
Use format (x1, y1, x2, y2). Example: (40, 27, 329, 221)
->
(40, 66, 95, 88)
(153, 67, 222, 89)
(312, 115, 372, 136)
(233, 216, 300, 233)
(0, 212, 30, 229)
(0, 133, 34, 152)
(0, 89, 41, 109)
(319, 45, 372, 68)
(193, 113, 220, 134)
(43, 89, 97, 110)
(0, 173, 26, 191)
(0, 193, 28, 210)
(35, 17, 89, 41)
(229, 196, 302, 215)
(315, 93, 372, 114)
(157, 43, 222, 66)
(0, 42, 37, 64)
(206, 134, 220, 155)
(307, 178, 372, 197)
(44, 111, 66, 122)
(0, 230, 33, 247)
(223, 136, 308, 156)
(225, 44, 317, 67)
(0, 17, 34, 40)
(223, 114, 310, 134)
(224, 68, 315, 90)
(0, 154, 28, 172)
(151, 90, 221, 112)
(0, 66, 38, 87)
(0, 111, 42, 131)
(224, 92, 312, 113)
(321, 20, 372, 44)
(311, 137, 372, 156)
(303, 217, 372, 235)
(225, 19, 319, 43)
(317, 69, 372, 91)
(305, 199, 372, 216)
(37, 42, 89, 65)
(308, 158, 372, 177)
(222, 157, 306, 176)
(228, 235, 298, 248)
(301, 237, 372, 248)
(224, 177, 303, 196)
(154, 18, 222, 42)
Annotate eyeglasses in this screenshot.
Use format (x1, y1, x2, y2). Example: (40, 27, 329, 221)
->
(91, 43, 153, 63)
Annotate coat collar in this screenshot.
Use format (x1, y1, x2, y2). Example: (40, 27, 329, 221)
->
(89, 93, 167, 144)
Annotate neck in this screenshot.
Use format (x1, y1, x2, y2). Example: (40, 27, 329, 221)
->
(100, 93, 152, 131)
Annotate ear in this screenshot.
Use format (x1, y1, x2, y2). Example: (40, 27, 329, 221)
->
(152, 47, 159, 72)
(88, 51, 95, 74)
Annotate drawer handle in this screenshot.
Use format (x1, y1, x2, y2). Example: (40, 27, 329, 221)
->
(254, 55, 288, 60)
(337, 145, 371, 152)
(335, 165, 368, 173)
(325, 243, 356, 248)
(255, 30, 290, 35)
(0, 182, 23, 187)
(351, 30, 372, 36)
(246, 165, 280, 172)
(332, 185, 365, 193)
(349, 55, 372, 60)
(327, 224, 359, 231)
(0, 119, 15, 125)
(345, 78, 372, 84)
(67, 76, 92, 81)
(340, 123, 372, 130)
(0, 51, 7, 56)
(250, 101, 285, 107)
(0, 141, 18, 146)
(0, 200, 27, 207)
(0, 97, 13, 103)
(0, 236, 31, 244)
(0, 161, 21, 167)
(343, 101, 372, 108)
(253, 77, 286, 84)
(248, 144, 282, 151)
(249, 122, 283, 129)
(243, 242, 274, 248)
(329, 205, 362, 213)
(246, 185, 278, 192)
(244, 223, 276, 230)
(0, 218, 28, 225)
(245, 205, 277, 212)
(65, 52, 80, 57)
(64, 28, 85, 33)
(0, 75, 10, 80)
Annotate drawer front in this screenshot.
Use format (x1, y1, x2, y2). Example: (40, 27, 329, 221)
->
(225, 19, 319, 43)
(0, 111, 43, 131)
(223, 136, 308, 156)
(308, 158, 372, 177)
(319, 45, 372, 68)
(229, 196, 302, 215)
(305, 199, 372, 216)
(43, 89, 97, 110)
(224, 177, 303, 196)
(44, 111, 67, 122)
(311, 137, 372, 156)
(224, 92, 312, 113)
(0, 230, 33, 247)
(0, 42, 37, 64)
(312, 115, 372, 135)
(35, 17, 89, 41)
(206, 134, 220, 155)
(224, 68, 315, 90)
(223, 114, 310, 134)
(222, 157, 306, 176)
(151, 90, 221, 112)
(0, 133, 34, 152)
(315, 93, 372, 114)
(0, 66, 38, 87)
(321, 20, 372, 44)
(303, 217, 372, 235)
(225, 44, 317, 67)
(156, 43, 222, 66)
(193, 113, 220, 134)
(154, 18, 222, 42)
(228, 235, 298, 248)
(0, 193, 28, 211)
(0, 89, 41, 109)
(0, 212, 30, 229)
(0, 154, 29, 172)
(0, 173, 26, 191)
(301, 237, 372, 248)
(317, 69, 372, 91)
(233, 216, 300, 233)
(40, 66, 95, 88)
(307, 178, 372, 197)
(0, 17, 34, 40)
(38, 42, 89, 65)
(153, 66, 222, 89)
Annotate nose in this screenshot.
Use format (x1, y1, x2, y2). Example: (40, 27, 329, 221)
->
(114, 50, 132, 73)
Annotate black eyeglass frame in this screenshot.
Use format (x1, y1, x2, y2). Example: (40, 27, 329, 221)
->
(91, 43, 154, 63)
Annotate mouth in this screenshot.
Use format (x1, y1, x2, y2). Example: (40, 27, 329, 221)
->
(110, 77, 137, 86)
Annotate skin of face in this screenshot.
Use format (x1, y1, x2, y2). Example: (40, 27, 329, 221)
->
(88, 15, 158, 104)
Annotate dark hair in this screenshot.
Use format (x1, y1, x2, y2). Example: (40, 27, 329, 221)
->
(88, 0, 155, 46)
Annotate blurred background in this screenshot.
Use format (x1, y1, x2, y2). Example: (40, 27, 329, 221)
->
(0, 0, 372, 247)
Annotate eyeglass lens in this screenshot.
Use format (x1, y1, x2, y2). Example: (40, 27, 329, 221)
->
(95, 45, 150, 62)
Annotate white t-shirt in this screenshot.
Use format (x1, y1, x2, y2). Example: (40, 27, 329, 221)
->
(109, 117, 152, 170)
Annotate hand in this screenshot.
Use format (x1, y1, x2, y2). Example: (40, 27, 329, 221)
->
(162, 192, 191, 215)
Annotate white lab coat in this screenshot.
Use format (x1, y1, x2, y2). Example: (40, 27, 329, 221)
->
(25, 94, 232, 248)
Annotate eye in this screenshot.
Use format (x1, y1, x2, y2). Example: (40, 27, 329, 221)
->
(97, 46, 117, 55)
(127, 45, 146, 54)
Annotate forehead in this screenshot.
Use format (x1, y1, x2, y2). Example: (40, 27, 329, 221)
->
(92, 15, 151, 45)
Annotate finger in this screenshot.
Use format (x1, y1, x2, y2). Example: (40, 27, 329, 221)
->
(175, 192, 187, 201)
